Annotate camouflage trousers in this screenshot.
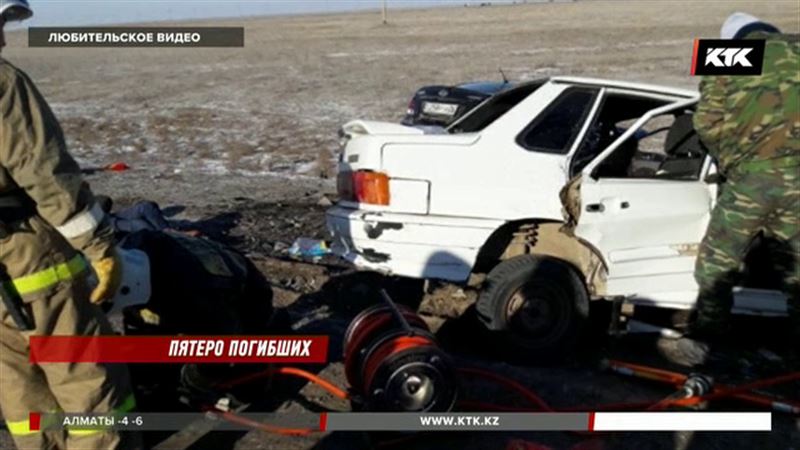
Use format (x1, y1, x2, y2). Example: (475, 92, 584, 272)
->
(694, 164, 800, 334)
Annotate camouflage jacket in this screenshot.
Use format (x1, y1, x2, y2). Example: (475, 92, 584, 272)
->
(693, 32, 800, 175)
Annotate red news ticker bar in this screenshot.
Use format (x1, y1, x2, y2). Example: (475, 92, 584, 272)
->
(690, 38, 700, 75)
(29, 336, 329, 364)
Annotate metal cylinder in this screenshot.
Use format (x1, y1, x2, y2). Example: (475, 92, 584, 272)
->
(343, 304, 458, 412)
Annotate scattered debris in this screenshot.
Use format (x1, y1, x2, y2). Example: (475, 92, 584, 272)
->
(80, 161, 131, 175)
(107, 162, 131, 172)
(316, 195, 333, 207)
(759, 348, 783, 363)
(288, 237, 331, 259)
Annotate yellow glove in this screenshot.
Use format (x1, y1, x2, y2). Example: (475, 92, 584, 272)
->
(89, 251, 122, 304)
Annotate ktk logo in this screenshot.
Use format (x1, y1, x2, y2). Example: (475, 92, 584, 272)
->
(691, 39, 766, 76)
(705, 48, 753, 67)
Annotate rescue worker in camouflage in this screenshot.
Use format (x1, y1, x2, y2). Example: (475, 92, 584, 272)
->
(690, 12, 800, 343)
(0, 1, 140, 448)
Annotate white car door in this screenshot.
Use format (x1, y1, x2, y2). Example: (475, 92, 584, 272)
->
(574, 99, 715, 308)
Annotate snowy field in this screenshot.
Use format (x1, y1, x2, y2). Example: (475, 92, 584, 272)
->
(4, 0, 797, 188)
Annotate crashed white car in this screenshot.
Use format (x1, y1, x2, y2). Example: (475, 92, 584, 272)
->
(327, 77, 787, 355)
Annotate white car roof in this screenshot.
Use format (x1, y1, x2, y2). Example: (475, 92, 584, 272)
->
(550, 76, 699, 99)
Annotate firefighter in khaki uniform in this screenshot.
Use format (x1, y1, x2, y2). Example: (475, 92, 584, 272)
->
(0, 1, 140, 448)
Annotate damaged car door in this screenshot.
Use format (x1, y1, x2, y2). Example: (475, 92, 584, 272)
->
(573, 99, 713, 308)
(572, 99, 787, 315)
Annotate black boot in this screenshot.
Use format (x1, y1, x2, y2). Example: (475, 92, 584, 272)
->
(671, 311, 732, 367)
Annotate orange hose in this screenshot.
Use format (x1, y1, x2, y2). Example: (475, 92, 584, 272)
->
(213, 409, 315, 436)
(204, 367, 348, 438)
(666, 372, 800, 408)
(703, 372, 800, 400)
(458, 367, 554, 412)
(604, 360, 800, 412)
(603, 359, 800, 413)
(276, 366, 351, 400)
(458, 400, 539, 412)
(459, 365, 799, 415)
(605, 359, 688, 385)
(560, 400, 667, 412)
(216, 366, 350, 400)
(646, 393, 686, 411)
(219, 364, 797, 415)
(206, 361, 798, 440)
(731, 391, 800, 414)
(215, 368, 272, 389)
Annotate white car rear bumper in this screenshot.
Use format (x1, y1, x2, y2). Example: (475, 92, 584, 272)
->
(326, 206, 503, 282)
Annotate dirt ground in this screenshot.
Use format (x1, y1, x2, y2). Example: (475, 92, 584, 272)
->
(1, 1, 799, 449)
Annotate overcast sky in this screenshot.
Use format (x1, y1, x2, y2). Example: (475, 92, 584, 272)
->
(8, 1, 524, 27)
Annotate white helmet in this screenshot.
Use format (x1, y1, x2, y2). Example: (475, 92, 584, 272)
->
(108, 247, 152, 314)
(0, 0, 33, 22)
(720, 12, 779, 40)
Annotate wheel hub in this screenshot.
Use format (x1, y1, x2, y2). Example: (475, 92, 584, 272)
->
(506, 285, 560, 337)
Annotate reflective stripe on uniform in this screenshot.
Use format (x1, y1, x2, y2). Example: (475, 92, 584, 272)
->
(5, 395, 138, 437)
(69, 428, 104, 436)
(3, 255, 87, 296)
(67, 394, 137, 437)
(4, 409, 60, 436)
(115, 393, 136, 413)
(55, 203, 105, 239)
(5, 417, 37, 436)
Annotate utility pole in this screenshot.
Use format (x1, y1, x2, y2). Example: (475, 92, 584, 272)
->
(382, 0, 388, 24)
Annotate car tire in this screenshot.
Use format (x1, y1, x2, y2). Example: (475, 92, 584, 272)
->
(475, 255, 589, 360)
